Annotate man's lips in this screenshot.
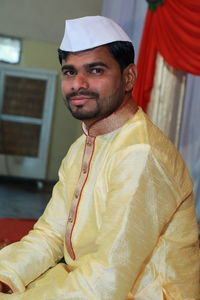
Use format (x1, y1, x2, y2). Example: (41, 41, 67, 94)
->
(69, 96, 95, 106)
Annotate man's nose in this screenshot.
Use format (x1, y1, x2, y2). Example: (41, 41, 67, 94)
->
(72, 73, 89, 90)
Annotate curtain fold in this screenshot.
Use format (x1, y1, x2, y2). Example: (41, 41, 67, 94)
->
(134, 0, 200, 111)
(179, 75, 200, 230)
(147, 53, 186, 147)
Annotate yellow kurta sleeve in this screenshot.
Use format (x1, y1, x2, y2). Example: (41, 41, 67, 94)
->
(2, 144, 197, 300)
(0, 161, 69, 293)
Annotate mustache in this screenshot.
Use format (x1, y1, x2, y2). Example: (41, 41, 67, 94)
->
(65, 90, 99, 101)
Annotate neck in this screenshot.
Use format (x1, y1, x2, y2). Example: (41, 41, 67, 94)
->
(82, 96, 138, 137)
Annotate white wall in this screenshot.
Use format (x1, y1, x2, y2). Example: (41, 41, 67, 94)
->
(0, 0, 102, 44)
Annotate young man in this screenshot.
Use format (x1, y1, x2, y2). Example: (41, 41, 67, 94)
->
(0, 16, 199, 300)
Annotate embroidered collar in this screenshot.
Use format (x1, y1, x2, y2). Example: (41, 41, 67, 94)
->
(82, 97, 138, 137)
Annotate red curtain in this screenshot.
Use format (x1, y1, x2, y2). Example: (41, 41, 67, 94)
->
(133, 0, 200, 111)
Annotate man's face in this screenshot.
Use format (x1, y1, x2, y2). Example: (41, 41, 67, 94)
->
(61, 46, 135, 124)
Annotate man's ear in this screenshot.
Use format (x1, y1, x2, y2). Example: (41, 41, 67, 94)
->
(123, 64, 137, 92)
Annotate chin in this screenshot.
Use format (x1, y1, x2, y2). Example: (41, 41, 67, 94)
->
(69, 107, 99, 121)
(70, 111, 97, 121)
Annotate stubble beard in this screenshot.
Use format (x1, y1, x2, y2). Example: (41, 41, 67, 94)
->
(64, 85, 125, 121)
(67, 102, 100, 120)
(64, 90, 100, 120)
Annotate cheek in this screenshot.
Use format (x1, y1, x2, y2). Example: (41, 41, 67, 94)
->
(94, 77, 120, 97)
(61, 81, 65, 93)
(61, 80, 70, 95)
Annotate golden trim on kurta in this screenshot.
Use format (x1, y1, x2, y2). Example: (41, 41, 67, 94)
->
(65, 136, 96, 259)
(82, 98, 138, 137)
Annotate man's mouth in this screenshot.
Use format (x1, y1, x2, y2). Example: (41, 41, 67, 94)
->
(69, 96, 94, 107)
(66, 91, 99, 107)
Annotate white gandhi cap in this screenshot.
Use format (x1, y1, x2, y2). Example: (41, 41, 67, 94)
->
(60, 15, 132, 52)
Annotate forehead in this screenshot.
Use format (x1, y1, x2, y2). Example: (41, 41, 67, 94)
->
(62, 46, 118, 68)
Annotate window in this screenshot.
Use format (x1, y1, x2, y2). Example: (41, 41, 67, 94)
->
(0, 35, 21, 64)
(0, 64, 57, 179)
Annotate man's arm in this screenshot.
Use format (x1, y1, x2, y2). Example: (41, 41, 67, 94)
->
(0, 161, 69, 293)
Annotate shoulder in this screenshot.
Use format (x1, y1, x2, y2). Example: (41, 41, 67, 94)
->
(108, 109, 193, 196)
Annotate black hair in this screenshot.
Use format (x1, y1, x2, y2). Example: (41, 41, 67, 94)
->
(57, 41, 135, 72)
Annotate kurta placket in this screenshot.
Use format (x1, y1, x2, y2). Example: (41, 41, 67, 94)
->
(65, 134, 96, 260)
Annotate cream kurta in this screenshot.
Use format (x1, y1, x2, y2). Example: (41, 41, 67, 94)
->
(0, 100, 199, 300)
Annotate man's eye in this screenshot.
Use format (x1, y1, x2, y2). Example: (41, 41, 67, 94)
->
(90, 68, 103, 74)
(63, 70, 76, 76)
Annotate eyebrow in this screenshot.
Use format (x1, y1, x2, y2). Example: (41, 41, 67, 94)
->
(61, 62, 109, 72)
(61, 65, 74, 72)
(86, 62, 109, 69)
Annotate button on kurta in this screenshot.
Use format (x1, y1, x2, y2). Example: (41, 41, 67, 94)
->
(83, 168, 87, 174)
(68, 216, 73, 223)
(86, 141, 92, 146)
